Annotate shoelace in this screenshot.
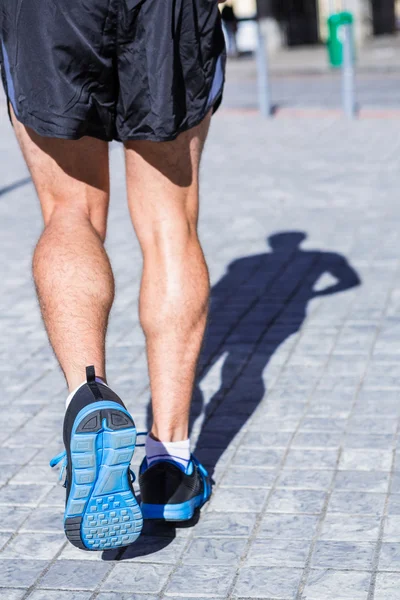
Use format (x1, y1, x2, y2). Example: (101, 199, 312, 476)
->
(50, 431, 148, 487)
(49, 450, 68, 486)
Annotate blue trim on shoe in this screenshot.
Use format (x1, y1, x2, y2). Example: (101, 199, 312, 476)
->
(141, 496, 204, 521)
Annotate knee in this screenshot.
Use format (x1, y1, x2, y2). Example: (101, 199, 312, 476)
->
(41, 195, 108, 242)
(139, 211, 199, 258)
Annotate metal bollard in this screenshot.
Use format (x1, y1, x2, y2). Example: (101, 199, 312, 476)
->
(341, 22, 356, 118)
(256, 20, 272, 118)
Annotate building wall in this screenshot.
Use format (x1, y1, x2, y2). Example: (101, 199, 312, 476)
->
(230, 0, 375, 48)
(318, 0, 372, 44)
(231, 0, 256, 18)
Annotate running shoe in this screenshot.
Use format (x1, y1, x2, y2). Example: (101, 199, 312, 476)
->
(139, 455, 211, 521)
(50, 366, 143, 550)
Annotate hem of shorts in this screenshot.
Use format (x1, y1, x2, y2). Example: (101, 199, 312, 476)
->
(118, 91, 224, 143)
(6, 105, 115, 142)
(6, 86, 224, 144)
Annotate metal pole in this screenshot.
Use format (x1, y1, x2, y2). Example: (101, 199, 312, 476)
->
(256, 19, 271, 118)
(341, 23, 356, 118)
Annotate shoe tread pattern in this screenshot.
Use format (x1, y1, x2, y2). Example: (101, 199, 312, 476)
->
(65, 407, 143, 550)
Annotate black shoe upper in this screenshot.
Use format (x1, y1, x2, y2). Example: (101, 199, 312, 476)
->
(63, 368, 125, 448)
(63, 366, 126, 502)
(139, 460, 205, 505)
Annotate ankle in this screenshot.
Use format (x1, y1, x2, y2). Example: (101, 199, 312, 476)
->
(145, 434, 190, 471)
(150, 427, 189, 444)
(67, 370, 107, 393)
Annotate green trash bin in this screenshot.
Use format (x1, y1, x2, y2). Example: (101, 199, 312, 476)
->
(327, 12, 354, 68)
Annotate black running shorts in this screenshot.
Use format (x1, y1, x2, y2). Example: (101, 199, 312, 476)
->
(0, 0, 226, 142)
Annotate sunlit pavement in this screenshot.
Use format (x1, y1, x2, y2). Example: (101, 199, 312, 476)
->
(2, 91, 400, 599)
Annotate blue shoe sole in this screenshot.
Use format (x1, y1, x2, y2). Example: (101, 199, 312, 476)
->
(65, 401, 143, 551)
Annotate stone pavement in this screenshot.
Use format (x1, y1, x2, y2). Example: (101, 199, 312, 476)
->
(2, 94, 400, 600)
(225, 34, 400, 111)
(225, 59, 400, 111)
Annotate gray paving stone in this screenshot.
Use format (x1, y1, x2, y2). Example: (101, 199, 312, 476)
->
(347, 417, 397, 435)
(374, 572, 400, 600)
(245, 538, 310, 568)
(393, 451, 400, 473)
(118, 536, 187, 563)
(328, 491, 386, 516)
(97, 595, 161, 600)
(311, 541, 376, 570)
(291, 431, 342, 449)
(0, 484, 52, 506)
(1, 532, 65, 560)
(219, 466, 276, 488)
(102, 563, 172, 593)
(379, 543, 400, 571)
(162, 598, 222, 600)
(40, 485, 65, 508)
(276, 469, 333, 491)
(234, 566, 302, 599)
(320, 515, 381, 542)
(232, 447, 284, 468)
(342, 433, 395, 449)
(21, 507, 64, 533)
(38, 560, 111, 590)
(27, 592, 92, 600)
(193, 512, 257, 538)
(354, 391, 400, 416)
(57, 543, 119, 562)
(300, 417, 347, 433)
(11, 464, 56, 486)
(240, 431, 292, 448)
(334, 471, 390, 493)
(363, 363, 400, 389)
(267, 489, 326, 514)
(0, 559, 47, 587)
(5, 429, 58, 449)
(284, 449, 339, 470)
(167, 564, 236, 596)
(339, 450, 393, 471)
(0, 505, 32, 532)
(387, 494, 400, 515)
(0, 590, 26, 600)
(383, 516, 400, 542)
(0, 465, 23, 485)
(254, 400, 306, 419)
(391, 472, 400, 493)
(0, 447, 38, 465)
(325, 356, 367, 377)
(258, 514, 319, 540)
(209, 486, 269, 512)
(0, 533, 11, 551)
(184, 537, 247, 565)
(302, 569, 371, 600)
(247, 417, 300, 433)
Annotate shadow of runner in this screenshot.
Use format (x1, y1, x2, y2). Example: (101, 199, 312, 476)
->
(193, 231, 361, 476)
(0, 176, 31, 197)
(110, 230, 360, 560)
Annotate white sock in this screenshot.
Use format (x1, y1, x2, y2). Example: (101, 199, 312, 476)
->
(65, 377, 108, 409)
(145, 435, 191, 471)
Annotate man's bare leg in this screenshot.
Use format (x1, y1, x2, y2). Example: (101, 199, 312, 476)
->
(12, 113, 146, 548)
(125, 113, 212, 444)
(12, 112, 113, 391)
